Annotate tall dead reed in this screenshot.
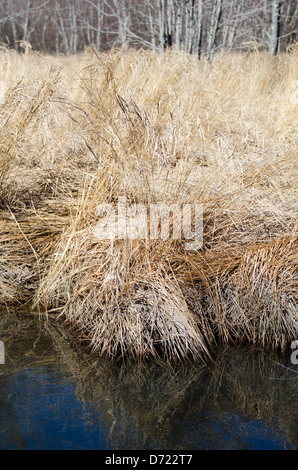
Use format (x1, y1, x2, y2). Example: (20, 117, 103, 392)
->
(0, 45, 297, 361)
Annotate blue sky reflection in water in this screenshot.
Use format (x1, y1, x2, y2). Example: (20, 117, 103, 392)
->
(0, 315, 297, 450)
(0, 367, 109, 450)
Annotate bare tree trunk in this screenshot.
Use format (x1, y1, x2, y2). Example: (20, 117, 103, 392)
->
(40, 12, 51, 51)
(165, 0, 173, 47)
(221, 0, 242, 52)
(175, 0, 182, 50)
(227, 2, 242, 51)
(184, 0, 195, 54)
(196, 0, 203, 59)
(206, 0, 223, 62)
(112, 0, 131, 46)
(85, 0, 103, 50)
(158, 0, 166, 52)
(69, 2, 79, 54)
(148, 3, 157, 51)
(221, 0, 234, 49)
(22, 0, 30, 41)
(56, 4, 70, 55)
(96, 0, 103, 50)
(261, 0, 269, 45)
(10, 13, 18, 47)
(269, 0, 282, 56)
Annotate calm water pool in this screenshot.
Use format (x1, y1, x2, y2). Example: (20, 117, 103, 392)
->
(0, 313, 297, 450)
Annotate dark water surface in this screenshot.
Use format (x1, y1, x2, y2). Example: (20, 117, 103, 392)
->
(0, 312, 297, 450)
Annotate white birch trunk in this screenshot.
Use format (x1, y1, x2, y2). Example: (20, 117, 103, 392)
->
(175, 0, 182, 50)
(206, 0, 222, 62)
(196, 0, 203, 58)
(269, 0, 282, 56)
(165, 0, 173, 47)
(158, 0, 166, 52)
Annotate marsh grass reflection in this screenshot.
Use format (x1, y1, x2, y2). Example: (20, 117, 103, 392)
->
(44, 318, 298, 449)
(0, 312, 297, 449)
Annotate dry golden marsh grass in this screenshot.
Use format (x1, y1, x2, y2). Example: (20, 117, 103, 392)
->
(0, 45, 297, 362)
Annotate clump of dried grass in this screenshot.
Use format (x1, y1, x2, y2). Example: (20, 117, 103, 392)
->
(0, 46, 297, 362)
